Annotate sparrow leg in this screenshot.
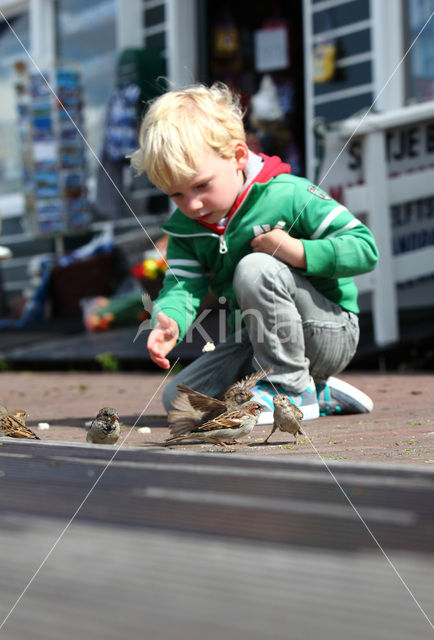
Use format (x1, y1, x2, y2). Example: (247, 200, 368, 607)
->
(295, 428, 304, 445)
(263, 423, 278, 444)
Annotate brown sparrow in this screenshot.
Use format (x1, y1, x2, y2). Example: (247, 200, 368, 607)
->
(263, 394, 304, 444)
(0, 404, 40, 440)
(87, 407, 121, 444)
(165, 401, 265, 446)
(168, 368, 271, 437)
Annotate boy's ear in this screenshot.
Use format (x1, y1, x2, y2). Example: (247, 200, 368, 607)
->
(234, 141, 249, 170)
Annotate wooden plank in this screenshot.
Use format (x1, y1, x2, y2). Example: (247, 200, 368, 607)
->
(0, 441, 434, 552)
(0, 444, 434, 639)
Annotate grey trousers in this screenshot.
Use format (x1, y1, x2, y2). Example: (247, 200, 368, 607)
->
(162, 252, 359, 410)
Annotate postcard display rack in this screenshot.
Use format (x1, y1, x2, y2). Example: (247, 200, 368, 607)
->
(17, 67, 89, 235)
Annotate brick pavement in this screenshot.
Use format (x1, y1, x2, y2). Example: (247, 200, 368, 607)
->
(0, 370, 433, 464)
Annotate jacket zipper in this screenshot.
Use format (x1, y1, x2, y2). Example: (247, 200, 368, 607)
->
(164, 196, 250, 256)
(219, 235, 228, 254)
(218, 183, 256, 255)
(163, 227, 229, 254)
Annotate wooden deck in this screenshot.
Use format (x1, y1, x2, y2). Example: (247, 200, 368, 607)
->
(0, 440, 433, 639)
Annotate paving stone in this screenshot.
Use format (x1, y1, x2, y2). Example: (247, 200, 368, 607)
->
(0, 371, 432, 464)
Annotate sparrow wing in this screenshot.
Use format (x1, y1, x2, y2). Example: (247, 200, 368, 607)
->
(0, 415, 39, 439)
(291, 405, 304, 421)
(173, 384, 226, 413)
(9, 409, 28, 423)
(169, 384, 227, 435)
(167, 410, 199, 436)
(168, 406, 229, 436)
(222, 368, 272, 400)
(195, 408, 244, 433)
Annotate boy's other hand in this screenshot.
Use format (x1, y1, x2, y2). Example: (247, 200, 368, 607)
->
(250, 229, 307, 269)
(147, 312, 179, 369)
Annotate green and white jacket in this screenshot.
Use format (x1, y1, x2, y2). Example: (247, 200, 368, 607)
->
(154, 153, 379, 342)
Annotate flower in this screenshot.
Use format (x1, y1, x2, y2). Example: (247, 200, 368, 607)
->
(131, 255, 168, 280)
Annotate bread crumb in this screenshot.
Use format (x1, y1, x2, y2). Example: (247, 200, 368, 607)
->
(202, 341, 215, 352)
(137, 426, 151, 434)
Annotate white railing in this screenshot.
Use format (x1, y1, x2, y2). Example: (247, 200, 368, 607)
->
(337, 103, 434, 347)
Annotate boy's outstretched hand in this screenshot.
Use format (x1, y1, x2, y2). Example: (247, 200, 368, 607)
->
(147, 311, 179, 369)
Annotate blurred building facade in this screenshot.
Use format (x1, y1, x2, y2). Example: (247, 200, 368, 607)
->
(0, 0, 433, 344)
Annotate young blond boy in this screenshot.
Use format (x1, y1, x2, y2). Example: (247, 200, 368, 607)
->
(130, 83, 379, 423)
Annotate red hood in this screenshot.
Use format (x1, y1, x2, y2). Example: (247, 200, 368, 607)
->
(198, 153, 291, 233)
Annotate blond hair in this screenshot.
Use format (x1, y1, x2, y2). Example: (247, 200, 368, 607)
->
(130, 83, 245, 192)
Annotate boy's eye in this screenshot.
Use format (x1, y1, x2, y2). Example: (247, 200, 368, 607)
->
(169, 183, 208, 198)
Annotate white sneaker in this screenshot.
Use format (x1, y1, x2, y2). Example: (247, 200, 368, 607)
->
(316, 376, 374, 415)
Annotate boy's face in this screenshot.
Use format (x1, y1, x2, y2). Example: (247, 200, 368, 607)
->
(165, 142, 249, 225)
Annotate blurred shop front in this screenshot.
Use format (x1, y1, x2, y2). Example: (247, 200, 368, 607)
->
(0, 1, 117, 209)
(303, 0, 434, 348)
(0, 0, 167, 325)
(0, 0, 433, 355)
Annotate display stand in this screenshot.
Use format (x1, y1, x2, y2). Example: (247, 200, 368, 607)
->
(15, 64, 89, 238)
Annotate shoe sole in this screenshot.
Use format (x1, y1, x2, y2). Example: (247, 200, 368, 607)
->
(321, 376, 374, 413)
(257, 412, 274, 426)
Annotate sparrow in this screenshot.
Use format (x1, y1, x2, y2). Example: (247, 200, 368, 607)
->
(165, 401, 265, 446)
(263, 394, 304, 445)
(0, 404, 40, 440)
(87, 407, 121, 444)
(168, 368, 271, 438)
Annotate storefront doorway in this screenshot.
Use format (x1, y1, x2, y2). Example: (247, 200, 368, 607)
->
(199, 0, 305, 176)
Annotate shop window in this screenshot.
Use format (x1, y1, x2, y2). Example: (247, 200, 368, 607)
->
(404, 0, 434, 103)
(202, 0, 305, 175)
(56, 0, 117, 186)
(0, 12, 30, 195)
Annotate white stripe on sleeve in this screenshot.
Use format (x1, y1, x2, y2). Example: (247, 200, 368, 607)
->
(310, 205, 348, 239)
(167, 268, 209, 278)
(167, 258, 202, 267)
(324, 218, 361, 238)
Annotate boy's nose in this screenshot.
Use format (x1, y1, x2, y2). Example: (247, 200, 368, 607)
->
(186, 195, 203, 214)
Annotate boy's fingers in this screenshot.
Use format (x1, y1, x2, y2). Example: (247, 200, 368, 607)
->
(148, 328, 173, 351)
(147, 313, 178, 369)
(155, 312, 179, 339)
(151, 354, 170, 369)
(148, 342, 169, 367)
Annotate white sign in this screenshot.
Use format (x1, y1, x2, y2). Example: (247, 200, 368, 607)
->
(254, 27, 289, 72)
(318, 120, 434, 264)
(33, 140, 57, 163)
(318, 120, 434, 202)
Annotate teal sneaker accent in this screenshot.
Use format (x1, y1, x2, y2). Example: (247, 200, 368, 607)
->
(251, 380, 320, 424)
(316, 377, 374, 416)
